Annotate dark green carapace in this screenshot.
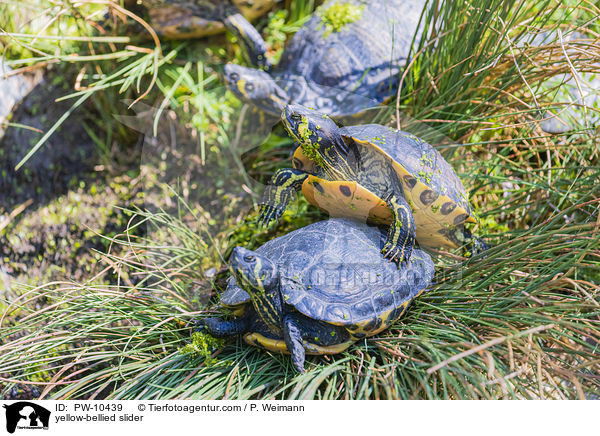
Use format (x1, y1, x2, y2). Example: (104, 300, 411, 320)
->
(224, 0, 426, 117)
(198, 218, 434, 372)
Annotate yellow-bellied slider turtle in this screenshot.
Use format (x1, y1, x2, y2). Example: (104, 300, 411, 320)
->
(126, 0, 275, 69)
(224, 0, 426, 117)
(259, 105, 488, 265)
(199, 218, 434, 372)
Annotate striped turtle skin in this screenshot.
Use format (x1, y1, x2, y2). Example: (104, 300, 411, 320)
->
(224, 0, 426, 117)
(201, 218, 434, 372)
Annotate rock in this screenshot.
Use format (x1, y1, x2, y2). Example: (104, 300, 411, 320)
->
(0, 58, 38, 139)
(539, 72, 599, 134)
(0, 79, 97, 211)
(517, 31, 599, 134)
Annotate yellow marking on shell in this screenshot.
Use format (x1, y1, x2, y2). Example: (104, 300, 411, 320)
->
(349, 301, 409, 336)
(244, 333, 355, 355)
(149, 7, 224, 39)
(302, 340, 354, 355)
(244, 333, 288, 353)
(415, 288, 428, 298)
(232, 306, 245, 317)
(235, 0, 274, 20)
(302, 177, 391, 224)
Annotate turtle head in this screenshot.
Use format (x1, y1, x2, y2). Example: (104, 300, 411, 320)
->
(224, 64, 289, 115)
(230, 247, 278, 293)
(230, 247, 282, 328)
(282, 104, 359, 176)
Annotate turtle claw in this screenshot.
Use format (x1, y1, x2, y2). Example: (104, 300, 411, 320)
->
(258, 204, 282, 228)
(195, 318, 207, 332)
(381, 242, 410, 268)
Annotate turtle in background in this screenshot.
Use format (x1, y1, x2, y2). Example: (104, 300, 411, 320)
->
(224, 0, 426, 118)
(124, 0, 276, 69)
(198, 218, 434, 373)
(259, 105, 488, 265)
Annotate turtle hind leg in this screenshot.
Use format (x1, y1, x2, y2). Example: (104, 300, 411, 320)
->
(198, 315, 250, 337)
(446, 226, 490, 257)
(258, 168, 308, 227)
(381, 194, 416, 267)
(283, 313, 350, 373)
(283, 314, 306, 373)
(459, 227, 490, 256)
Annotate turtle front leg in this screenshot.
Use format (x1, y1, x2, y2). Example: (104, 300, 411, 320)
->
(283, 314, 307, 373)
(259, 168, 308, 227)
(381, 194, 416, 267)
(198, 315, 250, 337)
(223, 12, 271, 71)
(283, 313, 350, 373)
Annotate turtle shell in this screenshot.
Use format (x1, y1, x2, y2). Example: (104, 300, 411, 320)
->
(273, 0, 426, 116)
(297, 125, 477, 249)
(221, 218, 434, 331)
(136, 0, 275, 39)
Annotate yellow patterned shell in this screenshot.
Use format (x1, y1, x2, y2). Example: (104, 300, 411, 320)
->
(296, 125, 477, 250)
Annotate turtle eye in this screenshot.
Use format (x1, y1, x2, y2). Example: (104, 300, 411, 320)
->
(230, 72, 240, 81)
(243, 254, 256, 263)
(246, 83, 255, 92)
(291, 113, 302, 121)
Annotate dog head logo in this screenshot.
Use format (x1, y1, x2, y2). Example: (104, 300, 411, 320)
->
(2, 402, 50, 434)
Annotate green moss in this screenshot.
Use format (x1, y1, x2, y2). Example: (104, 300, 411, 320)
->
(181, 331, 226, 367)
(420, 152, 434, 166)
(318, 1, 366, 36)
(417, 170, 432, 184)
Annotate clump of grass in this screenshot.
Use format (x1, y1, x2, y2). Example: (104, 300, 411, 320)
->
(392, 0, 600, 141)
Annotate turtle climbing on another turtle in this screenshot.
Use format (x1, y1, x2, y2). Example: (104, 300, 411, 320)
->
(124, 0, 275, 69)
(198, 218, 434, 373)
(224, 0, 426, 117)
(259, 105, 488, 265)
